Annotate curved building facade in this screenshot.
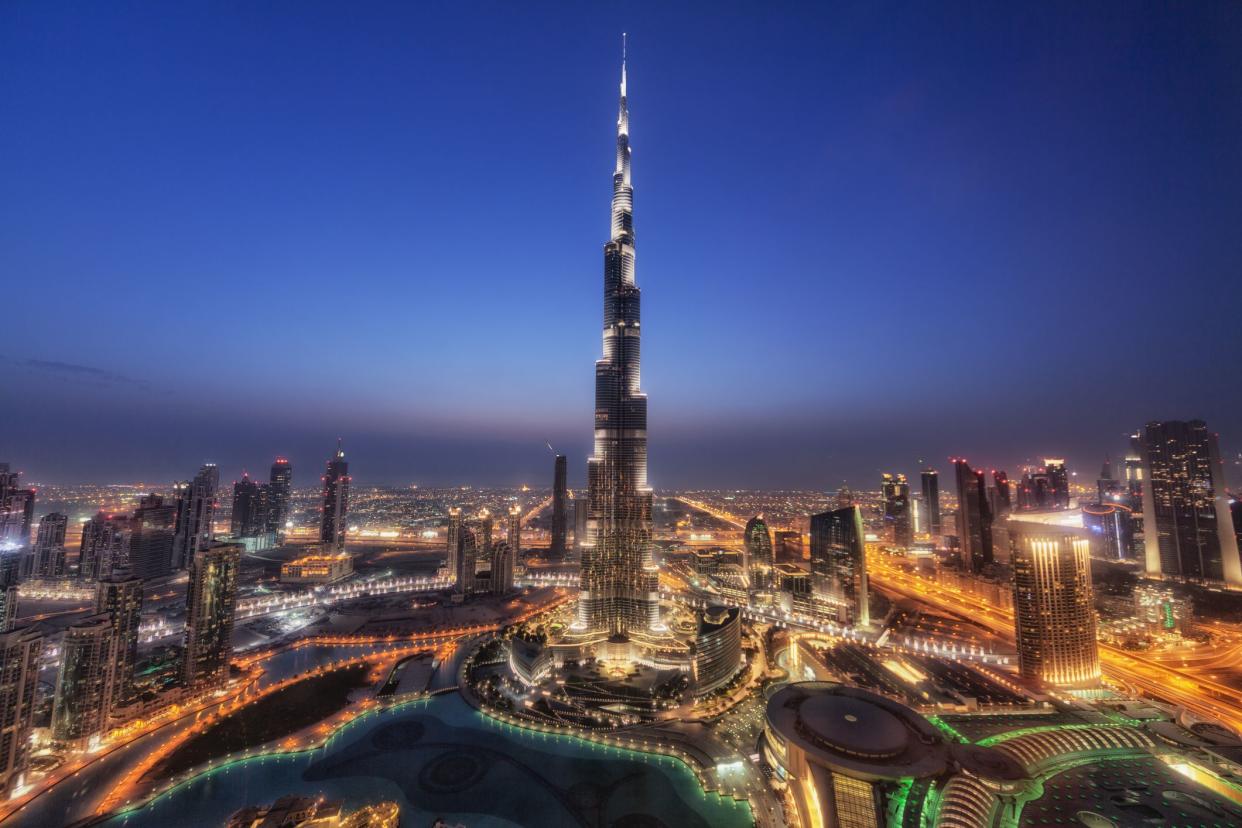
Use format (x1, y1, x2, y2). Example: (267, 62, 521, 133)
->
(744, 516, 774, 592)
(693, 605, 742, 696)
(576, 45, 660, 636)
(1009, 524, 1101, 688)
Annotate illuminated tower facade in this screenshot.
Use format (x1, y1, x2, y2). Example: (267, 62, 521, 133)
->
(576, 42, 661, 635)
(809, 506, 869, 626)
(744, 516, 774, 591)
(1010, 524, 1100, 688)
(182, 542, 241, 686)
(881, 473, 912, 547)
(268, 457, 292, 534)
(31, 512, 68, 578)
(319, 442, 350, 553)
(1140, 420, 1241, 586)
(172, 463, 218, 571)
(96, 572, 143, 707)
(507, 504, 521, 560)
(953, 459, 993, 573)
(0, 627, 43, 794)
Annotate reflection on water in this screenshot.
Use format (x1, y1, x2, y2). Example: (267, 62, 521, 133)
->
(106, 693, 753, 828)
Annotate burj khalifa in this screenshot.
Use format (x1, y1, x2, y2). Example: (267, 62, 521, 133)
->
(575, 41, 662, 636)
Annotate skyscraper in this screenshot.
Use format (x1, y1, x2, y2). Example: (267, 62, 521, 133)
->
(319, 442, 350, 553)
(576, 45, 661, 636)
(507, 504, 521, 561)
(230, 474, 263, 537)
(1045, 458, 1070, 510)
(172, 464, 219, 571)
(573, 495, 588, 554)
(268, 457, 292, 534)
(550, 454, 568, 560)
(921, 468, 942, 535)
(96, 572, 143, 708)
(182, 542, 241, 686)
(809, 507, 869, 626)
(1010, 523, 1100, 688)
(881, 473, 912, 547)
(1140, 420, 1242, 586)
(455, 525, 478, 596)
(446, 507, 462, 580)
(491, 541, 514, 595)
(0, 627, 43, 795)
(953, 458, 993, 573)
(744, 515, 774, 591)
(52, 614, 116, 745)
(0, 476, 34, 548)
(129, 493, 176, 580)
(79, 511, 131, 581)
(991, 469, 1012, 517)
(31, 511, 68, 577)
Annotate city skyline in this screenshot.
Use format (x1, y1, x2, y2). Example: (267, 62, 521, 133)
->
(5, 4, 1242, 488)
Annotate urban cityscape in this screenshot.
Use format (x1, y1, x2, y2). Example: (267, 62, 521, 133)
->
(4, 5, 1242, 828)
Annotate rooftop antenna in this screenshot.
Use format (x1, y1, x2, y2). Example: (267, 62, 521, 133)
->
(546, 442, 556, 455)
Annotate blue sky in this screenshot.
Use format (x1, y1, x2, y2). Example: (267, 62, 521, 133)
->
(3, 2, 1241, 489)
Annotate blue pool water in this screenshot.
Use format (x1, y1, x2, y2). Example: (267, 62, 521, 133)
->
(104, 693, 754, 828)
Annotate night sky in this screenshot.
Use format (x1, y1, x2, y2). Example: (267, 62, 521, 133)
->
(3, 3, 1241, 490)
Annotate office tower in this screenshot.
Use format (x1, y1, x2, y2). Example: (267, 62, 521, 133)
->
(991, 470, 1012, 517)
(79, 511, 131, 581)
(31, 511, 68, 577)
(550, 454, 568, 560)
(1045, 458, 1070, 509)
(1140, 420, 1242, 586)
(230, 474, 262, 537)
(774, 530, 802, 563)
(1081, 502, 1135, 561)
(96, 572, 143, 707)
(446, 508, 462, 579)
(182, 542, 242, 686)
(953, 459, 993, 573)
(454, 526, 478, 595)
(921, 468, 942, 535)
(881, 473, 912, 547)
(52, 614, 116, 745)
(491, 541, 514, 595)
(172, 464, 219, 571)
(809, 506, 869, 626)
(1123, 435, 1144, 498)
(268, 457, 292, 533)
(507, 504, 521, 560)
(0, 627, 43, 795)
(0, 468, 34, 546)
(1097, 456, 1123, 502)
(129, 493, 176, 580)
(744, 515, 774, 591)
(573, 496, 589, 554)
(576, 48, 660, 636)
(1010, 524, 1100, 688)
(693, 606, 742, 696)
(319, 442, 350, 553)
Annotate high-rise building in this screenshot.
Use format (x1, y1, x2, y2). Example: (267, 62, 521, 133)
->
(1097, 456, 1123, 502)
(693, 606, 742, 696)
(52, 614, 116, 745)
(744, 516, 774, 591)
(79, 511, 131, 581)
(991, 470, 1012, 517)
(268, 457, 292, 534)
(1045, 458, 1070, 509)
(319, 442, 350, 553)
(0, 479, 34, 547)
(172, 464, 219, 571)
(95, 572, 143, 708)
(835, 485, 854, 509)
(809, 506, 869, 626)
(0, 627, 43, 794)
(491, 541, 515, 595)
(507, 504, 521, 561)
(920, 468, 942, 535)
(550, 454, 568, 560)
(881, 473, 912, 547)
(31, 511, 68, 577)
(129, 493, 177, 580)
(446, 507, 462, 579)
(230, 474, 264, 537)
(1010, 523, 1100, 688)
(953, 459, 993, 573)
(1082, 502, 1136, 561)
(1140, 420, 1242, 586)
(182, 542, 241, 686)
(454, 525, 478, 596)
(575, 48, 660, 636)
